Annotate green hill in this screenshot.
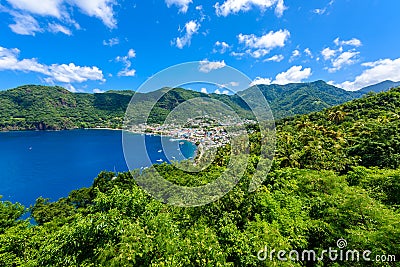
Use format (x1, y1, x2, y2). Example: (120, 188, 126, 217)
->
(0, 81, 373, 130)
(241, 80, 360, 118)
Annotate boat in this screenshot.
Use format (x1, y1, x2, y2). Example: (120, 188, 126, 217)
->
(158, 149, 162, 153)
(156, 159, 163, 162)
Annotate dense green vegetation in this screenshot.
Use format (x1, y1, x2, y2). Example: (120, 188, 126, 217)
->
(0, 81, 383, 131)
(0, 87, 399, 266)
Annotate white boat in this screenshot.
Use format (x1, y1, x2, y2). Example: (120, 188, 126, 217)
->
(156, 159, 163, 162)
(158, 149, 162, 153)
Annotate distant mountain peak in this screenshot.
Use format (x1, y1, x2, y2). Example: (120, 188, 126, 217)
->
(359, 80, 400, 94)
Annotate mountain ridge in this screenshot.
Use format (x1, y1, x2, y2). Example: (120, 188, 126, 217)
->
(0, 80, 394, 131)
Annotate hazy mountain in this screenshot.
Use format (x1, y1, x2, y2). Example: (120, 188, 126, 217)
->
(358, 80, 400, 94)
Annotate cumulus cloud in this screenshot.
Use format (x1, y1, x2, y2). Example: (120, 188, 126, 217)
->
(321, 47, 338, 60)
(322, 37, 361, 72)
(289, 49, 300, 62)
(0, 46, 104, 83)
(263, 54, 284, 62)
(103, 37, 119, 47)
(238, 29, 290, 58)
(93, 88, 105, 93)
(273, 65, 312, 85)
(200, 87, 208, 94)
(336, 58, 400, 91)
(304, 48, 313, 58)
(116, 49, 136, 77)
(215, 0, 286, 17)
(250, 77, 272, 86)
(49, 63, 104, 83)
(198, 59, 226, 73)
(250, 66, 312, 86)
(165, 0, 192, 13)
(214, 89, 229, 95)
(213, 41, 231, 54)
(327, 51, 359, 73)
(238, 29, 290, 50)
(174, 20, 200, 49)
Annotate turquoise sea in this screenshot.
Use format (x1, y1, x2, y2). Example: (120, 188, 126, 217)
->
(0, 130, 196, 207)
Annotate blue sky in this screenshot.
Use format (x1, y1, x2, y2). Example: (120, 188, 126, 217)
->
(0, 0, 400, 93)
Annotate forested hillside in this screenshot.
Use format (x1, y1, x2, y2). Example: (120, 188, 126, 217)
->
(0, 81, 371, 131)
(0, 88, 399, 266)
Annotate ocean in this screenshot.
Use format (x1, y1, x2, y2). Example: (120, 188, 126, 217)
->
(0, 129, 196, 207)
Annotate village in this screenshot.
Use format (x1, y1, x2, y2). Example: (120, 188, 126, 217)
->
(129, 116, 256, 149)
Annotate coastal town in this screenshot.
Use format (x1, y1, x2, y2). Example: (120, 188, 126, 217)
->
(128, 116, 256, 150)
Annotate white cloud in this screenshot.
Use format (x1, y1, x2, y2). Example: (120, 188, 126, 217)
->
(0, 47, 47, 73)
(246, 49, 269, 58)
(165, 0, 192, 13)
(250, 77, 272, 86)
(65, 84, 78, 92)
(48, 63, 104, 83)
(200, 87, 208, 94)
(0, 46, 104, 83)
(275, 0, 286, 16)
(327, 51, 359, 73)
(174, 20, 200, 49)
(214, 41, 230, 54)
(304, 48, 313, 58)
(4, 0, 117, 30)
(238, 29, 290, 50)
(321, 47, 337, 60)
(93, 88, 105, 93)
(313, 0, 334, 15)
(337, 58, 400, 91)
(127, 49, 136, 58)
(70, 0, 117, 28)
(273, 65, 312, 85)
(48, 23, 72, 35)
(238, 29, 290, 58)
(103, 37, 119, 46)
(230, 51, 245, 57)
(290, 49, 300, 61)
(116, 49, 136, 77)
(263, 54, 284, 62)
(6, 0, 63, 17)
(214, 89, 229, 95)
(335, 37, 362, 47)
(199, 59, 226, 73)
(215, 0, 286, 17)
(8, 13, 42, 35)
(313, 8, 326, 15)
(322, 37, 361, 72)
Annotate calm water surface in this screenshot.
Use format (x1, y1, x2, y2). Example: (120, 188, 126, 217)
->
(0, 130, 196, 207)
